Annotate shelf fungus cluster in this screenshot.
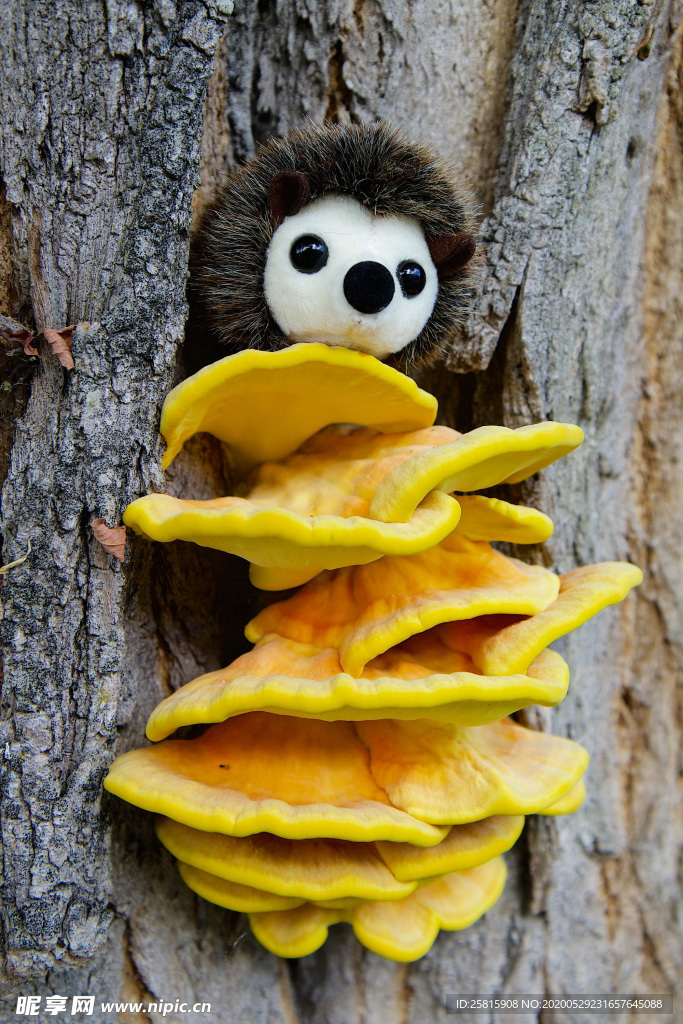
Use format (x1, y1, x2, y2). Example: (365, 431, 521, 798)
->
(106, 344, 642, 961)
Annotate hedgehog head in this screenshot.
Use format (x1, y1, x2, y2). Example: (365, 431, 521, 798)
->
(191, 121, 479, 370)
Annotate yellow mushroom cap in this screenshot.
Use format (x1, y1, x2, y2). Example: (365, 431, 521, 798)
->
(369, 422, 583, 523)
(539, 780, 587, 815)
(155, 813, 523, 903)
(247, 533, 561, 676)
(249, 903, 344, 959)
(125, 423, 557, 591)
(454, 494, 553, 544)
(105, 711, 586, 839)
(159, 343, 437, 472)
(160, 802, 579, 957)
(248, 858, 507, 961)
(443, 561, 643, 676)
(157, 818, 416, 901)
(375, 814, 524, 881)
(104, 712, 447, 845)
(145, 633, 569, 741)
(351, 857, 507, 960)
(177, 864, 306, 913)
(356, 716, 589, 824)
(123, 488, 461, 592)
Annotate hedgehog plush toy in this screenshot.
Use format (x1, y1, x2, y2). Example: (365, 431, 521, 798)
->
(191, 121, 477, 368)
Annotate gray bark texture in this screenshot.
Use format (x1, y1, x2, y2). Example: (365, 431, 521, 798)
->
(1, 1, 682, 1022)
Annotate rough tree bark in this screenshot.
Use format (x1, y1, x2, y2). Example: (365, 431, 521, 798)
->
(1, 1, 681, 1022)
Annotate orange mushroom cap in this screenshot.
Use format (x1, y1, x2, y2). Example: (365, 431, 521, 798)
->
(247, 533, 561, 675)
(357, 716, 589, 823)
(104, 712, 447, 845)
(125, 420, 563, 590)
(145, 633, 569, 740)
(443, 562, 643, 676)
(105, 712, 587, 838)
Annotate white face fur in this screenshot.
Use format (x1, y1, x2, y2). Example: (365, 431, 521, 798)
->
(263, 194, 439, 358)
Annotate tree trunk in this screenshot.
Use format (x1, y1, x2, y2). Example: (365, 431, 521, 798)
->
(1, 1, 681, 1021)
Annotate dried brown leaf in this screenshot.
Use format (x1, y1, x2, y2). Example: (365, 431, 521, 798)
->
(91, 519, 126, 560)
(44, 325, 76, 370)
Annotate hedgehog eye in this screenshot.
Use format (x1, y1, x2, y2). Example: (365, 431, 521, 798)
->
(397, 260, 426, 298)
(290, 235, 329, 274)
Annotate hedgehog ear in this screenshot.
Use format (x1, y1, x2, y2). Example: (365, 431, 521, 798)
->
(267, 170, 311, 228)
(427, 233, 477, 278)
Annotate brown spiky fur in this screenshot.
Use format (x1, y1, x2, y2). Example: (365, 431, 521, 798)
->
(190, 121, 479, 371)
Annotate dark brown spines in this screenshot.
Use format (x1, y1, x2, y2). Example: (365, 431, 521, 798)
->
(190, 121, 479, 369)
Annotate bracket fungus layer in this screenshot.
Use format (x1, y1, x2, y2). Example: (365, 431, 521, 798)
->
(155, 814, 525, 900)
(106, 345, 642, 961)
(157, 343, 437, 472)
(247, 858, 509, 961)
(246, 533, 563, 675)
(145, 635, 570, 739)
(105, 710, 587, 839)
(124, 346, 578, 590)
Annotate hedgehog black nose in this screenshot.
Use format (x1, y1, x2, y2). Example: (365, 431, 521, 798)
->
(343, 261, 395, 315)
